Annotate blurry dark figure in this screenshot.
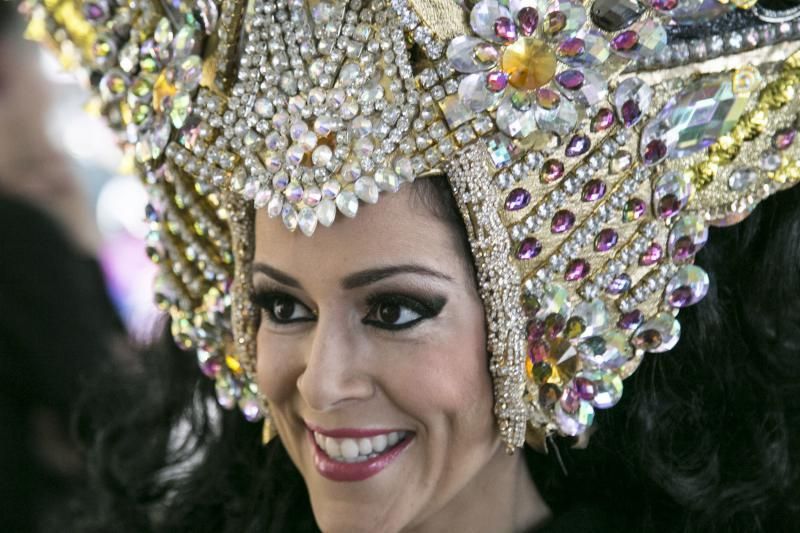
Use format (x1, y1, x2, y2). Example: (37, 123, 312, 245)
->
(0, 5, 128, 532)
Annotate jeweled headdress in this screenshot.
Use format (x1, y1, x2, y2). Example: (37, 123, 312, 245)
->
(24, 0, 800, 451)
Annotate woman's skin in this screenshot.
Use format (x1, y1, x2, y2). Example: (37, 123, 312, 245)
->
(253, 184, 550, 533)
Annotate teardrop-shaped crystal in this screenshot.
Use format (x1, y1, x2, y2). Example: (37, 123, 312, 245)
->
(496, 92, 538, 138)
(316, 198, 337, 227)
(633, 312, 681, 353)
(336, 190, 359, 218)
(175, 55, 202, 92)
(172, 25, 198, 59)
(641, 73, 753, 160)
(459, 72, 503, 113)
(447, 35, 499, 73)
(267, 193, 284, 218)
(154, 18, 173, 46)
(665, 265, 709, 308)
(281, 204, 298, 232)
(471, 0, 512, 42)
(571, 299, 608, 337)
(668, 214, 708, 262)
(298, 207, 318, 237)
(354, 176, 379, 204)
(374, 168, 401, 192)
(653, 170, 693, 220)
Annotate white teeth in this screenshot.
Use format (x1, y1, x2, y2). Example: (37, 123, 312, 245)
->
(314, 430, 407, 461)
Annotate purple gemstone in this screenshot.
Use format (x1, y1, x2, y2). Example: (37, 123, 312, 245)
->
(542, 159, 565, 183)
(574, 377, 596, 401)
(657, 193, 682, 219)
(566, 134, 591, 157)
(560, 386, 582, 413)
(594, 228, 618, 251)
(486, 71, 509, 92)
(652, 0, 678, 10)
(518, 7, 540, 36)
(494, 16, 518, 42)
(606, 273, 631, 295)
(505, 187, 531, 211)
(551, 209, 576, 233)
(668, 287, 694, 307)
(527, 320, 546, 342)
(592, 108, 615, 132)
(623, 197, 647, 222)
(517, 237, 543, 260)
(565, 259, 590, 281)
(201, 357, 223, 378)
(643, 139, 667, 165)
(558, 37, 585, 57)
(672, 236, 695, 262)
(617, 309, 644, 329)
(84, 2, 107, 20)
(621, 99, 642, 127)
(528, 339, 549, 363)
(639, 243, 663, 266)
(773, 128, 796, 151)
(611, 30, 639, 52)
(556, 69, 585, 90)
(582, 179, 607, 202)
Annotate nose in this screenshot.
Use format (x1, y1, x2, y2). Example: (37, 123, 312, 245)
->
(296, 312, 375, 412)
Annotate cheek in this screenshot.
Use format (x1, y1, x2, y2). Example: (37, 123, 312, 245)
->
(255, 323, 304, 404)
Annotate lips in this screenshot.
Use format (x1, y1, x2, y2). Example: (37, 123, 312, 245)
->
(306, 425, 413, 482)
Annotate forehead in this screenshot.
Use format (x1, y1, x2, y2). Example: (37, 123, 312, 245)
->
(254, 185, 462, 280)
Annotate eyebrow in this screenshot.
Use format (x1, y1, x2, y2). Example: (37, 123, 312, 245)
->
(252, 263, 454, 290)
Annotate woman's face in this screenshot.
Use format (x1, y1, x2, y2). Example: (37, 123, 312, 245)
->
(253, 185, 506, 532)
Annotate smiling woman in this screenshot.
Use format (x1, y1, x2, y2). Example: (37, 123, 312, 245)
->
(23, 0, 800, 532)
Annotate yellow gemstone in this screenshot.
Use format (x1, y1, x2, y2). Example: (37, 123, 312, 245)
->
(153, 70, 177, 113)
(225, 354, 243, 374)
(501, 38, 557, 91)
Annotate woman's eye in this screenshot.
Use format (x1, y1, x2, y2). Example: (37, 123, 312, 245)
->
(255, 292, 314, 324)
(364, 295, 443, 331)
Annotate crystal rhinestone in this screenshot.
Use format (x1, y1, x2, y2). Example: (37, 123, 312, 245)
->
(297, 207, 318, 237)
(447, 36, 499, 73)
(574, 376, 596, 400)
(551, 209, 576, 233)
(591, 107, 615, 132)
(761, 150, 782, 171)
(773, 128, 797, 151)
(486, 134, 515, 168)
(669, 214, 708, 262)
(665, 0, 732, 24)
(316, 198, 337, 227)
(487, 71, 509, 92)
(497, 93, 538, 138)
(541, 159, 565, 183)
(653, 170, 692, 219)
(567, 69, 608, 110)
(622, 197, 647, 222)
(611, 30, 639, 52)
(518, 7, 540, 36)
(439, 94, 475, 129)
(354, 177, 379, 204)
(281, 205, 298, 232)
(580, 331, 631, 370)
(629, 20, 667, 59)
(501, 38, 557, 90)
(666, 265, 710, 308)
(614, 77, 652, 128)
(535, 98, 578, 135)
(565, 134, 591, 157)
(582, 179, 606, 201)
(618, 309, 644, 329)
(594, 228, 618, 251)
(639, 242, 663, 266)
(728, 167, 758, 191)
(311, 145, 333, 166)
(590, 0, 644, 32)
(517, 237, 543, 259)
(556, 69, 585, 90)
(588, 370, 624, 408)
(374, 168, 401, 192)
(505, 187, 532, 211)
(335, 190, 359, 218)
(641, 73, 752, 159)
(606, 273, 631, 295)
(633, 312, 681, 353)
(572, 299, 608, 337)
(494, 17, 518, 42)
(538, 283, 571, 318)
(459, 72, 503, 112)
(286, 144, 306, 166)
(610, 151, 633, 173)
(555, 399, 594, 436)
(548, 0, 588, 34)
(642, 139, 667, 165)
(303, 187, 323, 207)
(267, 194, 284, 218)
(559, 31, 611, 67)
(543, 11, 567, 35)
(471, 0, 513, 42)
(565, 259, 590, 281)
(284, 181, 304, 203)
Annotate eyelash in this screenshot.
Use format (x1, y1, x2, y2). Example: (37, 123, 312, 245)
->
(252, 289, 444, 332)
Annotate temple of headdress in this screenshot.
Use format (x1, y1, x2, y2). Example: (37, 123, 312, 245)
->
(21, 0, 800, 448)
